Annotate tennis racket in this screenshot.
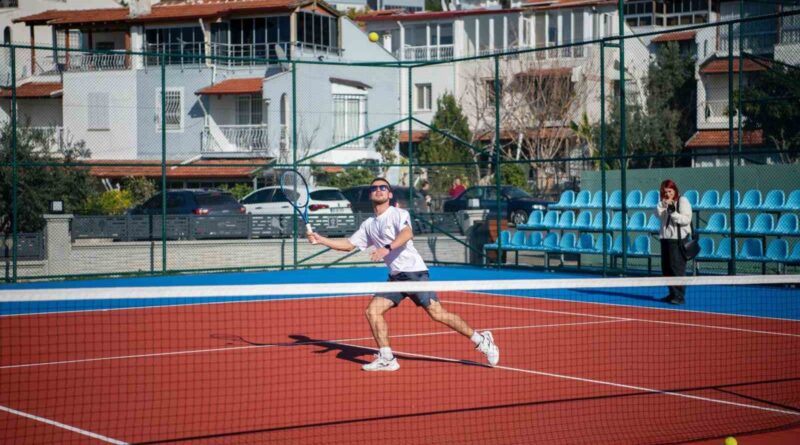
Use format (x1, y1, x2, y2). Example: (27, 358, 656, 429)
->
(279, 169, 316, 243)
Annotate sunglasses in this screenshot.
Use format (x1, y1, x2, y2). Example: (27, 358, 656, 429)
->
(369, 185, 391, 192)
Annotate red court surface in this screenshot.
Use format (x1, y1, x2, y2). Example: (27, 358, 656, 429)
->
(2, 292, 799, 444)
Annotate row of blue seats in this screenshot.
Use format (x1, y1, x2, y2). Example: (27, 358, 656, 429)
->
(518, 210, 800, 236)
(485, 231, 800, 263)
(550, 189, 800, 212)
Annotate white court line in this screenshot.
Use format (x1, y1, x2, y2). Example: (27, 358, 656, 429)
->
(447, 300, 800, 338)
(334, 341, 800, 418)
(0, 404, 126, 444)
(0, 319, 627, 370)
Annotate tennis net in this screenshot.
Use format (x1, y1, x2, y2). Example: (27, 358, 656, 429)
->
(1, 274, 799, 444)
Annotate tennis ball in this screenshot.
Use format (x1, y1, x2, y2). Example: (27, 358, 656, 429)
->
(724, 437, 737, 445)
(368, 32, 379, 43)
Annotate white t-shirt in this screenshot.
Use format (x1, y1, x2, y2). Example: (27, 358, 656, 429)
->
(348, 206, 428, 275)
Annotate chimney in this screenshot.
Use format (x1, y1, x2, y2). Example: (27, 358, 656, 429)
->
(129, 0, 153, 18)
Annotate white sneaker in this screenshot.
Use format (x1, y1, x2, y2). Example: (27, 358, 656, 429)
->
(362, 354, 400, 372)
(476, 331, 499, 367)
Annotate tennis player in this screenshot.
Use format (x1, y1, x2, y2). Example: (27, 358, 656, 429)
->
(307, 177, 500, 371)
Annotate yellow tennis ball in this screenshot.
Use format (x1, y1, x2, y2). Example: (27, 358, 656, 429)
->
(368, 32, 379, 42)
(724, 437, 737, 445)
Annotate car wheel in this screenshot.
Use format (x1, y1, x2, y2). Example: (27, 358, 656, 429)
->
(511, 209, 528, 226)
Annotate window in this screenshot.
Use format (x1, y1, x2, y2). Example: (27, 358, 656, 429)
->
(88, 93, 110, 131)
(3, 26, 10, 44)
(236, 95, 265, 125)
(485, 79, 503, 105)
(332, 94, 367, 148)
(156, 88, 183, 131)
(144, 26, 204, 64)
(415, 84, 432, 111)
(297, 12, 338, 50)
(0, 1, 19, 8)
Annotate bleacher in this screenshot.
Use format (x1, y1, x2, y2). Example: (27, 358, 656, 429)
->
(485, 188, 800, 273)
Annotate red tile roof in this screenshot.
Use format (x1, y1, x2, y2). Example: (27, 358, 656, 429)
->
(358, 8, 525, 23)
(700, 57, 771, 74)
(0, 82, 63, 98)
(651, 31, 696, 43)
(196, 78, 263, 95)
(524, 0, 615, 10)
(86, 159, 270, 179)
(399, 130, 428, 143)
(685, 130, 764, 149)
(16, 1, 336, 27)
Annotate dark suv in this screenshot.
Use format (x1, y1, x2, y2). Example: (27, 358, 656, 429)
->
(129, 189, 245, 215)
(342, 185, 427, 214)
(442, 186, 552, 225)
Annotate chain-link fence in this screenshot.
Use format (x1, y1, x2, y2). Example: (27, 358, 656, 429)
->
(1, 5, 799, 282)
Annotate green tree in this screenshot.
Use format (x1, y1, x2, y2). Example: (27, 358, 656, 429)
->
(221, 183, 253, 201)
(81, 189, 134, 215)
(736, 63, 800, 164)
(418, 93, 474, 193)
(314, 167, 374, 189)
(375, 127, 398, 177)
(501, 163, 526, 188)
(120, 176, 156, 206)
(424, 0, 443, 12)
(0, 124, 98, 234)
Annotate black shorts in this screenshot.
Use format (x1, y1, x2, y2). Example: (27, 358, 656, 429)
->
(375, 271, 439, 308)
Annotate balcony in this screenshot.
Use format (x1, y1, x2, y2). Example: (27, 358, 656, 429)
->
(36, 52, 130, 73)
(718, 31, 777, 56)
(395, 45, 454, 61)
(703, 99, 740, 124)
(210, 43, 290, 68)
(202, 125, 270, 154)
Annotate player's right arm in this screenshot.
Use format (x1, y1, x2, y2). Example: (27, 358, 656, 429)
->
(307, 232, 356, 251)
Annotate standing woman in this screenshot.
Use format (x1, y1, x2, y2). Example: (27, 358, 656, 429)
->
(655, 179, 693, 305)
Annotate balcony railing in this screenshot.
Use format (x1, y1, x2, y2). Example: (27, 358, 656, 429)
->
(202, 125, 270, 153)
(396, 45, 454, 61)
(210, 42, 290, 67)
(38, 53, 130, 72)
(292, 42, 343, 59)
(703, 99, 740, 123)
(144, 43, 205, 67)
(718, 31, 777, 55)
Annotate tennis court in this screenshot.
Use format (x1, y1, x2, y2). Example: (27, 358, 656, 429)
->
(1, 267, 799, 444)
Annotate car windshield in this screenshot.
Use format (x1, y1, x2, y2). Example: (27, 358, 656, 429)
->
(310, 189, 346, 201)
(504, 187, 531, 199)
(196, 192, 237, 206)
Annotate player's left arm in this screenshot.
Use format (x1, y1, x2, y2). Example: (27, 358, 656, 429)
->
(371, 225, 413, 261)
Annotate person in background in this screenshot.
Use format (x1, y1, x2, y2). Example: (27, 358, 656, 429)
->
(655, 179, 693, 305)
(449, 177, 466, 198)
(419, 179, 432, 211)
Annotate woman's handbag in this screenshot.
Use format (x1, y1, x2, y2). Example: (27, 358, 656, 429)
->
(675, 200, 700, 261)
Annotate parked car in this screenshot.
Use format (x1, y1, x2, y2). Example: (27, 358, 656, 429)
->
(128, 189, 245, 215)
(342, 185, 427, 214)
(241, 186, 352, 215)
(442, 186, 552, 225)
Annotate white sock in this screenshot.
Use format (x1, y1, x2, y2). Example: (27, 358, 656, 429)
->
(470, 332, 484, 346)
(379, 347, 394, 360)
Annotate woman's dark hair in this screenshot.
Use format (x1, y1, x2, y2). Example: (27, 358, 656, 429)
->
(660, 179, 680, 200)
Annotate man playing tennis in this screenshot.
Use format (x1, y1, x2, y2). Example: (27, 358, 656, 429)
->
(307, 178, 500, 371)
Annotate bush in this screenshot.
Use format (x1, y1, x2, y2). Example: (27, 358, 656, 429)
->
(221, 183, 253, 201)
(81, 190, 134, 215)
(121, 176, 156, 206)
(501, 163, 527, 189)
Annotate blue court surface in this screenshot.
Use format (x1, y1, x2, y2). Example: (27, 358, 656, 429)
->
(1, 266, 798, 320)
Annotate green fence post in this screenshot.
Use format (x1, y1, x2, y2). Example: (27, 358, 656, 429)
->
(291, 61, 298, 269)
(10, 45, 18, 282)
(727, 22, 737, 275)
(600, 40, 608, 277)
(618, 0, 628, 274)
(494, 55, 502, 269)
(408, 65, 414, 208)
(160, 54, 167, 274)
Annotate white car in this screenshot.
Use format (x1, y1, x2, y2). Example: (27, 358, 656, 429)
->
(241, 186, 352, 215)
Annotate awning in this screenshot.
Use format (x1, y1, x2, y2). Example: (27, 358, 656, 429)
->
(196, 78, 263, 95)
(0, 82, 63, 98)
(86, 159, 270, 179)
(651, 31, 696, 43)
(685, 129, 764, 149)
(700, 57, 770, 74)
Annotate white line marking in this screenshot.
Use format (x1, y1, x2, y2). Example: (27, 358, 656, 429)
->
(0, 404, 127, 444)
(0, 320, 626, 370)
(448, 300, 800, 338)
(335, 341, 800, 418)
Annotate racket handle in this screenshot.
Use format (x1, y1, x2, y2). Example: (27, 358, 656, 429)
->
(306, 223, 317, 244)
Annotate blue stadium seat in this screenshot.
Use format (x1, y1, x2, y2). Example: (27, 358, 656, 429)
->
(785, 190, 800, 211)
(608, 212, 625, 230)
(517, 210, 544, 230)
(551, 190, 575, 210)
(695, 190, 719, 210)
(696, 238, 715, 260)
(510, 231, 527, 247)
(709, 238, 735, 260)
(607, 190, 623, 209)
(523, 232, 544, 250)
(586, 191, 607, 209)
(556, 211, 576, 230)
(773, 214, 799, 236)
(764, 239, 789, 263)
(541, 211, 559, 230)
(684, 190, 700, 207)
(761, 190, 785, 211)
(715, 190, 741, 210)
(573, 190, 591, 208)
(557, 233, 577, 253)
(645, 214, 660, 233)
(575, 234, 595, 252)
(591, 233, 613, 253)
(628, 234, 651, 256)
(591, 212, 611, 231)
(484, 230, 510, 251)
(540, 232, 560, 252)
(609, 236, 626, 255)
(788, 242, 800, 263)
(733, 213, 751, 234)
(737, 239, 764, 261)
(625, 190, 642, 209)
(698, 212, 727, 234)
(637, 190, 660, 210)
(573, 211, 593, 230)
(737, 190, 762, 210)
(628, 212, 647, 231)
(745, 213, 774, 235)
